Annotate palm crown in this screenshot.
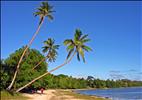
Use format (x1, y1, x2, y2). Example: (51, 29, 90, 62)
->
(34, 2, 54, 24)
(42, 38, 59, 62)
(64, 29, 92, 63)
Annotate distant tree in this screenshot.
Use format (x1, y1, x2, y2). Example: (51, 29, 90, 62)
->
(87, 76, 95, 88)
(87, 76, 95, 80)
(16, 29, 92, 92)
(7, 2, 55, 90)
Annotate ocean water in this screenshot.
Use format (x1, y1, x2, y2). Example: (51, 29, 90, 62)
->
(76, 87, 142, 100)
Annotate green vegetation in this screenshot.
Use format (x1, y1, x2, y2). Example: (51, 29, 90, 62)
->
(15, 29, 92, 92)
(32, 38, 59, 70)
(41, 75, 142, 89)
(5, 1, 92, 93)
(1, 55, 142, 91)
(1, 47, 47, 90)
(1, 91, 29, 100)
(5, 1, 93, 92)
(86, 76, 142, 88)
(7, 1, 55, 90)
(64, 29, 92, 62)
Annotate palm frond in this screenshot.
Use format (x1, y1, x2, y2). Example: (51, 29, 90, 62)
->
(82, 39, 91, 43)
(67, 44, 74, 51)
(77, 52, 80, 61)
(74, 29, 82, 41)
(67, 49, 74, 60)
(41, 2, 49, 7)
(82, 45, 92, 52)
(48, 10, 56, 13)
(43, 40, 48, 45)
(81, 34, 88, 40)
(79, 48, 85, 63)
(42, 46, 49, 53)
(47, 15, 53, 20)
(63, 39, 72, 45)
(53, 45, 60, 49)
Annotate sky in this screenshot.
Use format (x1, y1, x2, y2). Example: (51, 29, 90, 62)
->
(1, 1, 142, 80)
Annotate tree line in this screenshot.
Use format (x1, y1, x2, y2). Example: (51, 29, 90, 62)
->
(1, 49, 142, 91)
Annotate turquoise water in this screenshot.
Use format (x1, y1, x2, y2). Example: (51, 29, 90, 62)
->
(76, 87, 142, 100)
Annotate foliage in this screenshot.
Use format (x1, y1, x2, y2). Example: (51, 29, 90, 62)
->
(34, 1, 54, 24)
(42, 38, 59, 62)
(1, 60, 10, 90)
(43, 74, 87, 89)
(1, 90, 29, 100)
(37, 74, 142, 89)
(64, 29, 92, 63)
(1, 47, 48, 90)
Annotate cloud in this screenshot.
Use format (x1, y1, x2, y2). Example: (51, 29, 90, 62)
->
(137, 72, 142, 75)
(109, 70, 125, 80)
(109, 70, 121, 73)
(110, 73, 125, 80)
(128, 69, 138, 72)
(109, 69, 142, 81)
(72, 74, 88, 79)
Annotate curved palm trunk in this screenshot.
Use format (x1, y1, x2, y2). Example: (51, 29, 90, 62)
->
(32, 57, 47, 70)
(7, 18, 44, 90)
(16, 51, 76, 92)
(32, 53, 50, 70)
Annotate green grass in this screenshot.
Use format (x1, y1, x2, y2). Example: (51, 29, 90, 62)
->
(54, 89, 110, 100)
(1, 90, 29, 100)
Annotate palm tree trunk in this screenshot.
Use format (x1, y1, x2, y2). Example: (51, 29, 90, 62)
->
(32, 57, 47, 70)
(32, 53, 50, 70)
(7, 17, 44, 90)
(16, 51, 76, 92)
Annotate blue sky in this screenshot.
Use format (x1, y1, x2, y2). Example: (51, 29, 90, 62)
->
(1, 1, 141, 80)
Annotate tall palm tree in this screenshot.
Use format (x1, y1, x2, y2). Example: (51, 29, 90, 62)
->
(16, 29, 92, 92)
(7, 2, 54, 90)
(32, 38, 59, 70)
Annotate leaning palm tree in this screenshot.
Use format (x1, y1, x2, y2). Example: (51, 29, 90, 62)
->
(32, 38, 59, 70)
(16, 29, 92, 92)
(7, 2, 55, 90)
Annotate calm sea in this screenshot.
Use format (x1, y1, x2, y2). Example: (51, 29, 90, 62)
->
(76, 87, 142, 100)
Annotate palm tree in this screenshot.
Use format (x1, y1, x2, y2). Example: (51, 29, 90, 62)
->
(64, 29, 92, 62)
(16, 29, 92, 92)
(32, 38, 59, 70)
(7, 2, 54, 90)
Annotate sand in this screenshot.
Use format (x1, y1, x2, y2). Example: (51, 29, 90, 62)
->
(23, 89, 82, 100)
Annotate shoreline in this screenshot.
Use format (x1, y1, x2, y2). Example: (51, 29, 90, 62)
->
(24, 87, 141, 100)
(71, 88, 111, 99)
(23, 89, 109, 100)
(73, 87, 142, 100)
(2, 87, 141, 100)
(71, 89, 110, 100)
(74, 86, 142, 91)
